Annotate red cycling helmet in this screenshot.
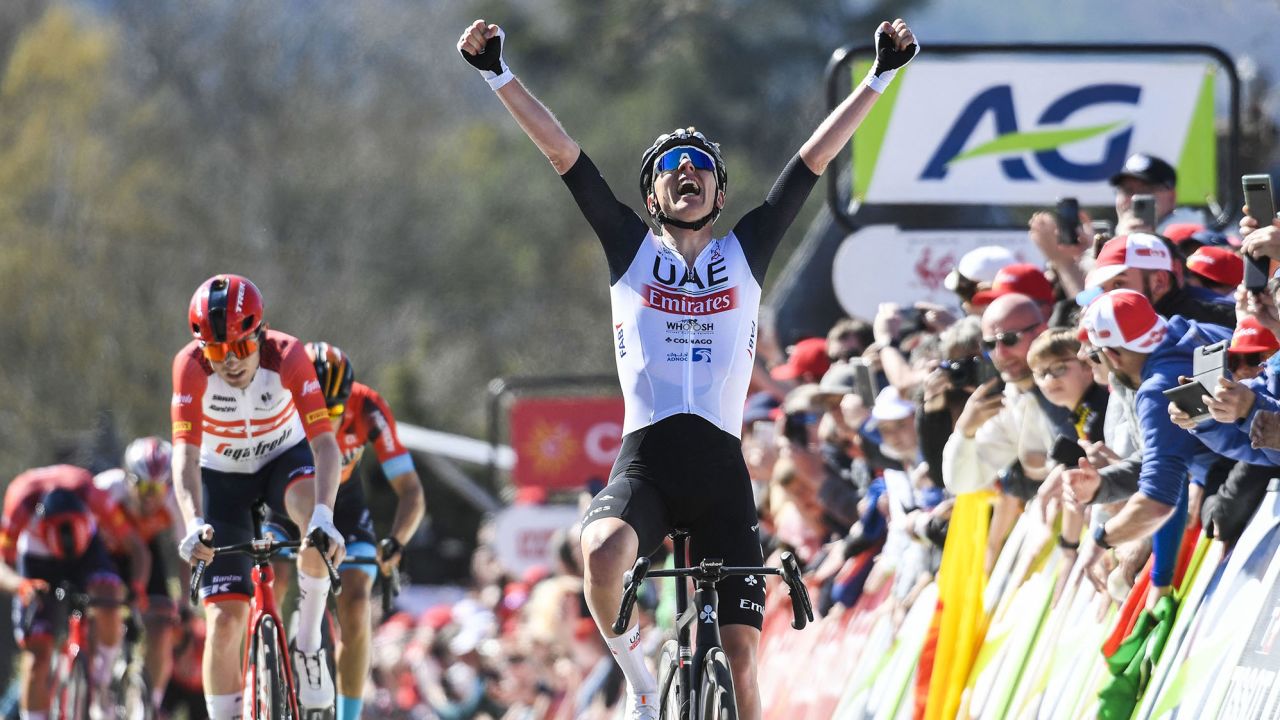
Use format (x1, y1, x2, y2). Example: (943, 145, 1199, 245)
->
(34, 489, 93, 561)
(188, 274, 265, 344)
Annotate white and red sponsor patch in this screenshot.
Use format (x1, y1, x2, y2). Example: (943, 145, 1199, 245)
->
(641, 284, 738, 315)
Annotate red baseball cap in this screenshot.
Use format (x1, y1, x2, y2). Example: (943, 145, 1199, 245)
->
(1185, 246, 1244, 287)
(1085, 234, 1174, 288)
(1162, 223, 1206, 247)
(771, 338, 831, 381)
(970, 263, 1055, 306)
(1230, 316, 1280, 354)
(1080, 289, 1168, 353)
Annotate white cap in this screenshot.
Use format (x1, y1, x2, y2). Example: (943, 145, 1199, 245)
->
(945, 246, 1018, 291)
(1080, 289, 1169, 353)
(1084, 234, 1174, 288)
(871, 386, 915, 422)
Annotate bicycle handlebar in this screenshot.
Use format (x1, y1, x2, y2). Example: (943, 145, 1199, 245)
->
(188, 537, 304, 606)
(611, 557, 651, 634)
(612, 553, 815, 633)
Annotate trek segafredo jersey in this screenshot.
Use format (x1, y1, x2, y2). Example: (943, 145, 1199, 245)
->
(611, 233, 760, 436)
(171, 330, 333, 473)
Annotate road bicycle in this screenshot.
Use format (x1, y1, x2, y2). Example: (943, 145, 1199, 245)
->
(20, 582, 124, 720)
(189, 501, 341, 720)
(614, 530, 813, 720)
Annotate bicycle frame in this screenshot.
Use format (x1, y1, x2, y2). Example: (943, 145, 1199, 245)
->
(57, 592, 92, 718)
(669, 532, 715, 718)
(244, 553, 300, 719)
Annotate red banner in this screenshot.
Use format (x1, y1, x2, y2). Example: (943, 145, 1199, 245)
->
(509, 396, 625, 490)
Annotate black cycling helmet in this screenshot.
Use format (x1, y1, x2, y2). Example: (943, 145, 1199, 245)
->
(35, 489, 92, 560)
(638, 127, 728, 231)
(305, 341, 355, 409)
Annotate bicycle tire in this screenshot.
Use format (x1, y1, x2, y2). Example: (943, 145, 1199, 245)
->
(697, 648, 737, 720)
(117, 665, 154, 720)
(51, 651, 91, 720)
(657, 639, 686, 720)
(252, 616, 295, 720)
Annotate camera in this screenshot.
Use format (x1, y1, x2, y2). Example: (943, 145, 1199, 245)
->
(940, 356, 979, 388)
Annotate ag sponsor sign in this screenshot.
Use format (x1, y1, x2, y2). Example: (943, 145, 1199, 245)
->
(492, 503, 583, 575)
(831, 225, 1037, 320)
(853, 58, 1216, 206)
(509, 396, 624, 490)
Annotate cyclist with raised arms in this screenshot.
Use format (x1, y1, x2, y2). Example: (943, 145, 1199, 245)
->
(171, 274, 345, 720)
(459, 18, 918, 720)
(303, 341, 425, 720)
(93, 437, 183, 714)
(0, 464, 144, 720)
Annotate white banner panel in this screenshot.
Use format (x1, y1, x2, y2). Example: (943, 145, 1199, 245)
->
(832, 226, 1039, 320)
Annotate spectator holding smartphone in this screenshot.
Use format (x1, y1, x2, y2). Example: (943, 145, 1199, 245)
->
(1109, 153, 1207, 235)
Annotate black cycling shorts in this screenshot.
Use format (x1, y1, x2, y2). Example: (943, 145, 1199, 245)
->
(198, 440, 315, 603)
(584, 414, 766, 629)
(112, 535, 175, 610)
(14, 534, 119, 645)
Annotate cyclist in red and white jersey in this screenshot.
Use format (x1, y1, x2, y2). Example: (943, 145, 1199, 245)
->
(460, 17, 918, 720)
(171, 273, 345, 720)
(94, 436, 183, 714)
(0, 465, 147, 720)
(305, 341, 425, 720)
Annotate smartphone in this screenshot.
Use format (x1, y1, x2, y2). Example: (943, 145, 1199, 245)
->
(1192, 341, 1228, 390)
(975, 354, 1004, 397)
(1132, 194, 1157, 230)
(751, 421, 777, 448)
(1050, 435, 1087, 468)
(1163, 381, 1212, 424)
(1056, 197, 1081, 245)
(1243, 174, 1277, 291)
(849, 359, 879, 408)
(1090, 219, 1113, 238)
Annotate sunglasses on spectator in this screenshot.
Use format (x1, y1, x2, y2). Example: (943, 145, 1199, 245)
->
(653, 146, 716, 175)
(1084, 347, 1104, 365)
(200, 334, 260, 362)
(1031, 360, 1078, 382)
(1228, 351, 1273, 373)
(981, 323, 1040, 352)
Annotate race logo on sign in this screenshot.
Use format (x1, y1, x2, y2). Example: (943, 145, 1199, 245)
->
(914, 247, 960, 291)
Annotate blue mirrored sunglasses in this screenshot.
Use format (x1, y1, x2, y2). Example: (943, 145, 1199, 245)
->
(653, 146, 715, 175)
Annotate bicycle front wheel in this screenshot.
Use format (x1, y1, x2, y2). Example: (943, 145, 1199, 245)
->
(698, 648, 737, 720)
(118, 664, 154, 720)
(51, 651, 90, 720)
(251, 616, 296, 720)
(657, 639, 686, 720)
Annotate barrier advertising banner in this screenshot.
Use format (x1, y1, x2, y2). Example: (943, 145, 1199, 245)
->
(852, 58, 1216, 206)
(509, 396, 624, 491)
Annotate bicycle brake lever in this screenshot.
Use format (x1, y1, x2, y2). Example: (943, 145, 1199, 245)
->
(612, 557, 651, 635)
(307, 529, 343, 596)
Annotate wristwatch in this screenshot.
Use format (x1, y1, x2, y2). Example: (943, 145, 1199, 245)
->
(1092, 523, 1113, 550)
(1057, 534, 1080, 551)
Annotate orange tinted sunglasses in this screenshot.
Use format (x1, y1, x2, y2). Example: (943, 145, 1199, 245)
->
(201, 336, 260, 362)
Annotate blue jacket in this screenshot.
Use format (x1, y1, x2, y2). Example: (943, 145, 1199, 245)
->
(1190, 355, 1280, 467)
(1135, 316, 1234, 506)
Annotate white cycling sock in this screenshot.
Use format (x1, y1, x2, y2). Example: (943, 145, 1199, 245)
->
(205, 692, 242, 720)
(604, 625, 657, 696)
(295, 570, 330, 653)
(20, 710, 48, 720)
(91, 640, 121, 688)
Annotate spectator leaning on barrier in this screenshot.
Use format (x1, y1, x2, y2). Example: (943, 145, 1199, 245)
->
(1169, 316, 1280, 544)
(1070, 290, 1231, 593)
(1084, 233, 1236, 329)
(942, 293, 1052, 496)
(1109, 152, 1206, 235)
(944, 245, 1018, 316)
